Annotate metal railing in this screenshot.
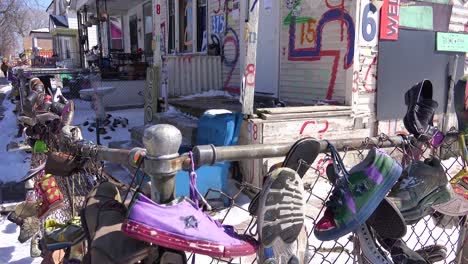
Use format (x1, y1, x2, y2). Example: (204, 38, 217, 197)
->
(58, 124, 466, 264)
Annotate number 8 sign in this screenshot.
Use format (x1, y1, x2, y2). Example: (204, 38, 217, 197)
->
(359, 1, 380, 46)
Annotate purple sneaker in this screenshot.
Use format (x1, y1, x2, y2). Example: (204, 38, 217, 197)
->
(122, 193, 258, 257)
(122, 152, 257, 257)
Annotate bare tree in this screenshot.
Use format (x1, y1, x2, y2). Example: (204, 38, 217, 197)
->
(0, 0, 49, 57)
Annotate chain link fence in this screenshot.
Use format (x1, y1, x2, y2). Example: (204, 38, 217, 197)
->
(190, 133, 467, 264)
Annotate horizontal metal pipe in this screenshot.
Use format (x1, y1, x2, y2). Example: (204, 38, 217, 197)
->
(193, 136, 408, 166)
(96, 147, 131, 165)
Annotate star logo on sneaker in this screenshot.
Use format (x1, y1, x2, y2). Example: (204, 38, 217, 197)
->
(182, 215, 199, 229)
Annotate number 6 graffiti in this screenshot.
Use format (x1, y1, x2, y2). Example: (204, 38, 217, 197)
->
(362, 3, 377, 42)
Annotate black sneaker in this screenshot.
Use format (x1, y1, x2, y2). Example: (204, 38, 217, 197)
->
(403, 79, 439, 141)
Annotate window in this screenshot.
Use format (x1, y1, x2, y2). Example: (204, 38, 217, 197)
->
(168, 0, 176, 52)
(197, 0, 207, 52)
(169, 0, 207, 53)
(109, 16, 123, 50)
(179, 0, 192, 52)
(129, 15, 138, 53)
(143, 2, 153, 56)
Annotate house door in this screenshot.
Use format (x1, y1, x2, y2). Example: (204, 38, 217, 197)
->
(254, 0, 280, 97)
(129, 15, 138, 53)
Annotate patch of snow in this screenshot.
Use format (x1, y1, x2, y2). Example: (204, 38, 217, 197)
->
(0, 86, 29, 184)
(165, 106, 198, 121)
(204, 109, 232, 115)
(0, 216, 41, 264)
(0, 85, 12, 94)
(73, 99, 145, 145)
(180, 90, 236, 99)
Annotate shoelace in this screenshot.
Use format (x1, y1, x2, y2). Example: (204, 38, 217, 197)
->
(324, 142, 353, 211)
(188, 151, 211, 211)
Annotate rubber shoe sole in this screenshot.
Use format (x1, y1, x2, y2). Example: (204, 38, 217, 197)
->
(258, 168, 304, 247)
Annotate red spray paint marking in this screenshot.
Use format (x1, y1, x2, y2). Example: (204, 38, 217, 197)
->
(362, 55, 378, 93)
(315, 158, 333, 177)
(299, 120, 329, 139)
(352, 70, 359, 93)
(213, 0, 221, 14)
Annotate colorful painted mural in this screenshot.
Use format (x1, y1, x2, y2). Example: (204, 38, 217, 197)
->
(279, 0, 356, 103)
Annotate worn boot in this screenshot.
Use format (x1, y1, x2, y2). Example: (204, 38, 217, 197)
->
(403, 79, 439, 141)
(81, 182, 151, 264)
(18, 217, 41, 243)
(387, 157, 454, 223)
(379, 238, 428, 264)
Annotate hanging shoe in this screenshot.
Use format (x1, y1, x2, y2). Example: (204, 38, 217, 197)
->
(403, 79, 439, 141)
(44, 217, 85, 251)
(255, 167, 305, 263)
(15, 200, 38, 219)
(123, 193, 258, 258)
(7, 211, 24, 226)
(30, 232, 42, 258)
(81, 182, 151, 264)
(415, 244, 447, 264)
(357, 224, 393, 264)
(18, 217, 41, 243)
(326, 163, 407, 239)
(387, 157, 453, 223)
(314, 147, 402, 241)
(379, 238, 428, 264)
(249, 137, 320, 216)
(257, 226, 308, 264)
(37, 174, 64, 219)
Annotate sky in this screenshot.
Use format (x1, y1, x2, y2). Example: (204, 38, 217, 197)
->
(35, 0, 52, 10)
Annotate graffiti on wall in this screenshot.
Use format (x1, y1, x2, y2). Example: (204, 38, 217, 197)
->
(221, 0, 240, 91)
(184, 0, 193, 48)
(284, 0, 355, 100)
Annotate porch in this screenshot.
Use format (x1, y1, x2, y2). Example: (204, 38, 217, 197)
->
(74, 0, 154, 79)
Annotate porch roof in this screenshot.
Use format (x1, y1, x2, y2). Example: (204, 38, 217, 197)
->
(50, 14, 69, 28)
(75, 0, 148, 15)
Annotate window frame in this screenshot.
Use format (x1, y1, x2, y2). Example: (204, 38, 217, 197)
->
(169, 0, 207, 54)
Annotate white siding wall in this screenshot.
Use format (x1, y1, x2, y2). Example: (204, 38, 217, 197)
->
(449, 1, 468, 75)
(68, 12, 79, 29)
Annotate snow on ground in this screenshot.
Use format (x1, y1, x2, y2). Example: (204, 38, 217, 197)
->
(180, 90, 235, 99)
(73, 99, 145, 145)
(0, 85, 29, 184)
(0, 216, 42, 264)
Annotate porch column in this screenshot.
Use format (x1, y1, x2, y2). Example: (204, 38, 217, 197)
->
(241, 0, 260, 117)
(152, 0, 161, 67)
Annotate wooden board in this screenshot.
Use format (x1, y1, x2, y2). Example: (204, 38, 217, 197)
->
(256, 105, 352, 114)
(239, 115, 373, 188)
(259, 110, 353, 120)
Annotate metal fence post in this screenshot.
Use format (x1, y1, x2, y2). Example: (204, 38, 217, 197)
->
(142, 124, 182, 204)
